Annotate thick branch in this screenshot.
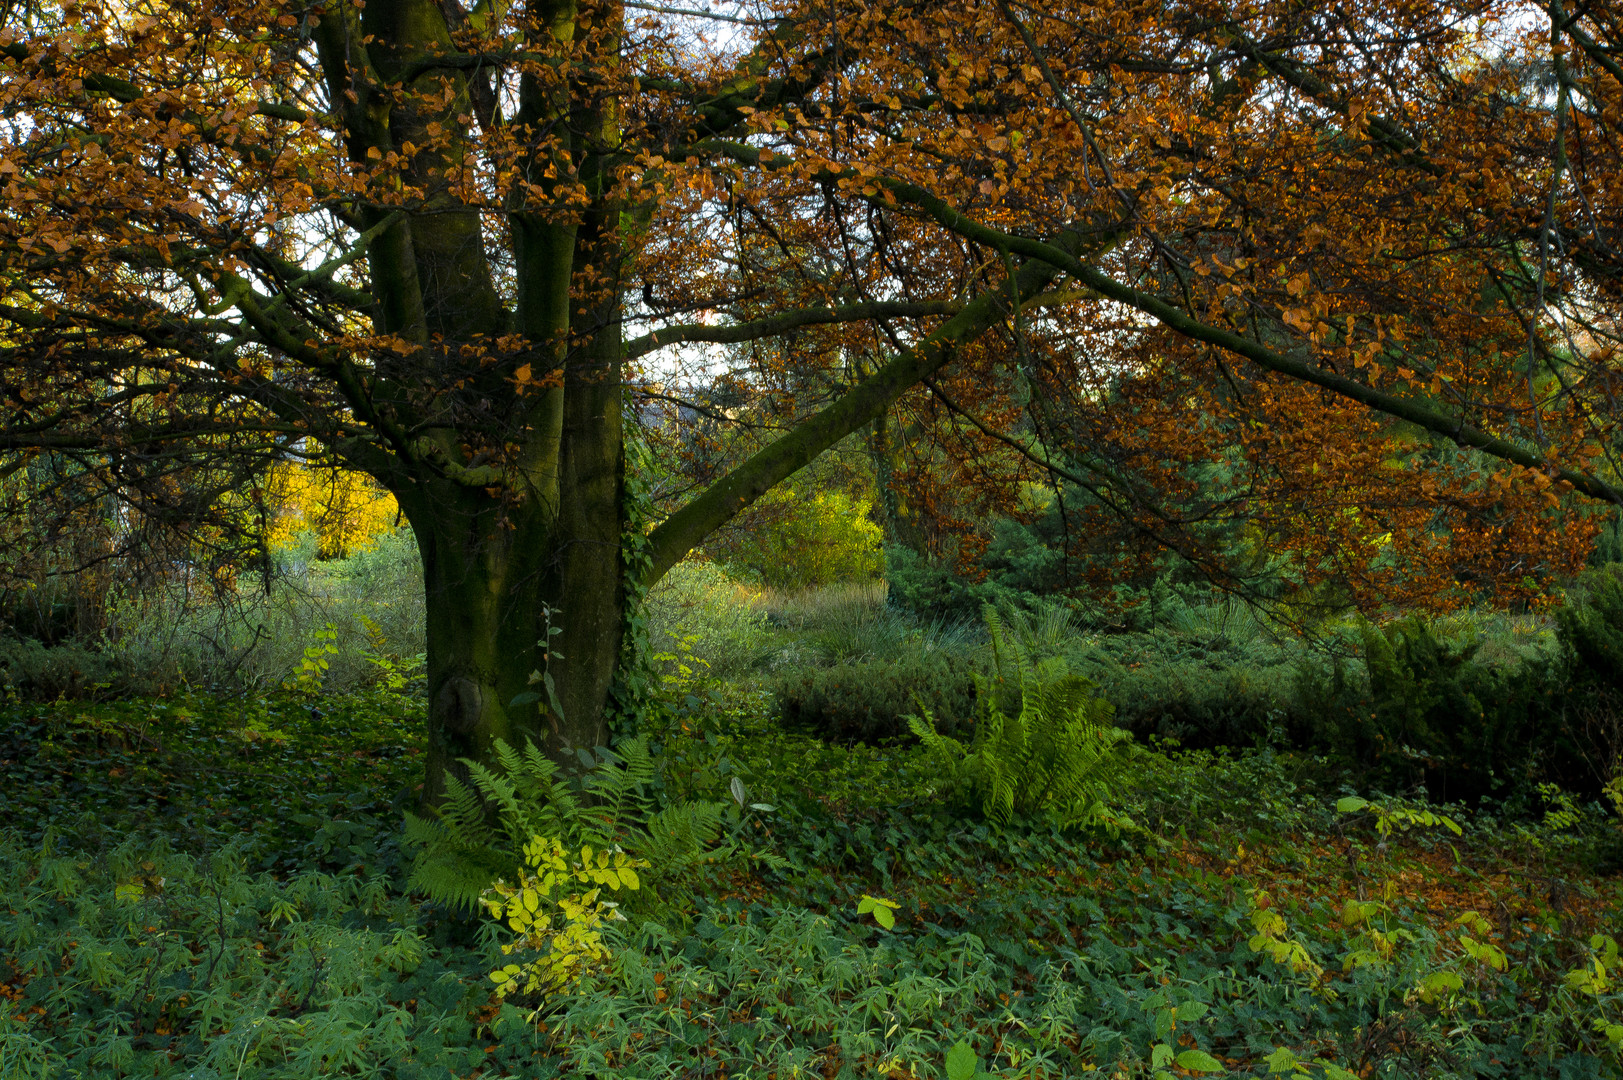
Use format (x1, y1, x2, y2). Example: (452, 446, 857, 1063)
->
(624, 299, 960, 360)
(641, 236, 1086, 585)
(869, 181, 1623, 504)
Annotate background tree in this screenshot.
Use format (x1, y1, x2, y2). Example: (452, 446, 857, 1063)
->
(2, 0, 1620, 800)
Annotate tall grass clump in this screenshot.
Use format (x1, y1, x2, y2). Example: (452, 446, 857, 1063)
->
(0, 528, 425, 699)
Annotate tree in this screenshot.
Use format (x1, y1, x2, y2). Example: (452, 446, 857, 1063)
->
(2, 0, 1620, 800)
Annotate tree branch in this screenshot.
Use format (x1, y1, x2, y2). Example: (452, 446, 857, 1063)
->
(641, 234, 1090, 585)
(624, 299, 960, 359)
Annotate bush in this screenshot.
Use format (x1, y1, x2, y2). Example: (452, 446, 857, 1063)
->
(1558, 566, 1623, 786)
(1299, 617, 1588, 801)
(770, 652, 981, 744)
(706, 486, 884, 589)
(0, 636, 127, 699)
(1097, 659, 1299, 749)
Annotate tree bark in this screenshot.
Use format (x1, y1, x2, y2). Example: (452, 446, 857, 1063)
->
(402, 470, 624, 807)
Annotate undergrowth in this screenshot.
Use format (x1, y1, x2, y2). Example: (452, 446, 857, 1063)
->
(3, 584, 1623, 1078)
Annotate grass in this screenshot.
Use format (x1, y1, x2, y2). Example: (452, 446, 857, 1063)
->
(0, 528, 425, 700)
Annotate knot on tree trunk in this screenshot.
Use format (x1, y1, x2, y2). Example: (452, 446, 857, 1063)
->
(435, 676, 485, 736)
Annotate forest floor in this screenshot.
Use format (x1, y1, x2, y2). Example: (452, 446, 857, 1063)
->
(1, 684, 1621, 1079)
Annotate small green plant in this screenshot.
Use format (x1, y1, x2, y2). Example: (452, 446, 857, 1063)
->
(1334, 794, 1461, 849)
(357, 614, 422, 691)
(1263, 1047, 1359, 1078)
(1542, 934, 1623, 1064)
(855, 893, 899, 929)
(1246, 888, 1329, 991)
(479, 835, 649, 1013)
(285, 622, 339, 695)
(909, 607, 1128, 829)
(404, 736, 772, 915)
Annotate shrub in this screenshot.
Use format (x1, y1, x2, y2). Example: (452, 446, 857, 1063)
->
(1558, 566, 1623, 785)
(770, 652, 980, 744)
(1350, 617, 1572, 800)
(706, 486, 884, 589)
(1098, 658, 1299, 749)
(479, 835, 648, 1013)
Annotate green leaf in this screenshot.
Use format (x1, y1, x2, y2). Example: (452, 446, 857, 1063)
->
(945, 1040, 978, 1080)
(1415, 970, 1465, 1002)
(1175, 1049, 1225, 1073)
(1151, 1042, 1175, 1068)
(1316, 1064, 1359, 1080)
(1335, 796, 1368, 814)
(1265, 1046, 1301, 1074)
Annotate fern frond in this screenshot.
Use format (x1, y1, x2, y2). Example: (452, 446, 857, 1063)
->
(634, 801, 727, 875)
(586, 737, 658, 846)
(928, 611, 1130, 831)
(404, 772, 517, 911)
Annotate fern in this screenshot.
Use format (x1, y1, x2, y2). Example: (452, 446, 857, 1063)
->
(404, 735, 743, 913)
(910, 606, 1129, 830)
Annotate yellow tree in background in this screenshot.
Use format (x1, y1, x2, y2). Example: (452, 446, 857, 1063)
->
(265, 461, 399, 561)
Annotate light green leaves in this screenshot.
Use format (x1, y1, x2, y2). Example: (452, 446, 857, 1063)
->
(1265, 1047, 1358, 1078)
(856, 893, 900, 930)
(1336, 795, 1462, 839)
(478, 834, 651, 1008)
(1414, 969, 1465, 1003)
(1175, 1049, 1225, 1072)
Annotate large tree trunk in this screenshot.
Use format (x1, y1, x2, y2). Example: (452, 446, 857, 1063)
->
(403, 468, 625, 807)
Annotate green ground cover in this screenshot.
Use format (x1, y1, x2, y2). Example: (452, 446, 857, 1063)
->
(2, 656, 1620, 1079)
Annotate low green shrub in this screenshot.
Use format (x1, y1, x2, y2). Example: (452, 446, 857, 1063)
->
(0, 635, 127, 699)
(1096, 657, 1300, 748)
(770, 651, 980, 743)
(1559, 566, 1623, 783)
(1345, 617, 1556, 799)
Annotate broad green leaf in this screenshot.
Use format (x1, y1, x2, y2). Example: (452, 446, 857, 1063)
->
(945, 1040, 978, 1080)
(1175, 1049, 1225, 1072)
(1415, 970, 1465, 1002)
(1335, 796, 1368, 814)
(1265, 1046, 1301, 1074)
(1151, 1042, 1175, 1068)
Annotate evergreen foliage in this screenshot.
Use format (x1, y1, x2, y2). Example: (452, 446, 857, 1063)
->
(772, 653, 980, 743)
(908, 608, 1128, 829)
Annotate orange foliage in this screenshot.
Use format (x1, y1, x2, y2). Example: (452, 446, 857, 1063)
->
(0, 0, 1619, 718)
